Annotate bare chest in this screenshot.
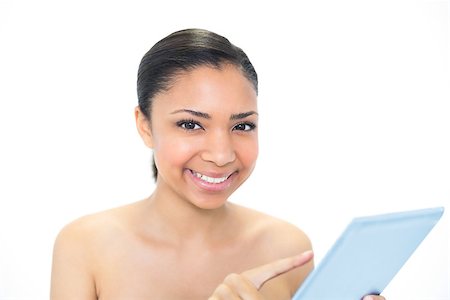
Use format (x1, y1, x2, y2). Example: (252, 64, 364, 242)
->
(94, 239, 258, 299)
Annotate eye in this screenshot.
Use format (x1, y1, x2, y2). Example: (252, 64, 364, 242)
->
(233, 122, 256, 131)
(177, 119, 203, 131)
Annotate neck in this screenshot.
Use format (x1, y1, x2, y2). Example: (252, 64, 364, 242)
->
(145, 184, 234, 244)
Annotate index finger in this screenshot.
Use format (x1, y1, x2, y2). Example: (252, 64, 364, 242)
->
(242, 250, 314, 290)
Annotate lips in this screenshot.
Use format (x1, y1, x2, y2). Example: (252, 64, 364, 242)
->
(191, 170, 230, 184)
(186, 169, 236, 191)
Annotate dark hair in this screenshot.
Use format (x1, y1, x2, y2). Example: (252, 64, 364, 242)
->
(137, 28, 258, 180)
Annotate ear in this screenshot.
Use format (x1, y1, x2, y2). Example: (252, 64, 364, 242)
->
(135, 106, 154, 149)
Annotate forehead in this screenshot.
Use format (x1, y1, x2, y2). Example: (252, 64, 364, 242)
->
(152, 65, 258, 115)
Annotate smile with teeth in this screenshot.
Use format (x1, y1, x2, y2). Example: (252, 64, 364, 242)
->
(191, 170, 230, 184)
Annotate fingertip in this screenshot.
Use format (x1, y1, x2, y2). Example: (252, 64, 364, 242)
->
(303, 250, 314, 257)
(300, 250, 314, 261)
(293, 250, 314, 266)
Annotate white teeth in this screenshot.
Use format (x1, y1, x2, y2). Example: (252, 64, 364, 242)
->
(193, 171, 228, 184)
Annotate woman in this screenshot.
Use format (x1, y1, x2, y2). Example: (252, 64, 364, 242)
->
(50, 28, 385, 300)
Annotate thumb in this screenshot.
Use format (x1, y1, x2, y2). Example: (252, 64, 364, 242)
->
(241, 250, 314, 290)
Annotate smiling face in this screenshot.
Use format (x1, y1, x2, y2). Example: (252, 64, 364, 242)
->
(136, 64, 259, 210)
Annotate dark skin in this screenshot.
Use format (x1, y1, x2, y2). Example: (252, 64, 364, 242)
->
(51, 65, 386, 300)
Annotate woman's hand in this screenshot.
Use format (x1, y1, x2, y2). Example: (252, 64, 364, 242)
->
(208, 250, 387, 300)
(363, 296, 386, 300)
(208, 251, 314, 300)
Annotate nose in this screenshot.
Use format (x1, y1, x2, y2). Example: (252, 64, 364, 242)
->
(200, 130, 236, 167)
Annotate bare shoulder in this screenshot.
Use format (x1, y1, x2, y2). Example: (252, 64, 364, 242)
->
(50, 202, 140, 299)
(231, 203, 314, 298)
(52, 206, 125, 268)
(53, 200, 144, 261)
(233, 203, 313, 256)
(54, 205, 125, 247)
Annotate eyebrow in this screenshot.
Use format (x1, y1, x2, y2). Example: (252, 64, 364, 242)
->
(171, 109, 258, 120)
(171, 109, 211, 119)
(230, 111, 258, 120)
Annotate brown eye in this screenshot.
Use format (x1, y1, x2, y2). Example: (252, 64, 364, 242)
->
(233, 122, 256, 131)
(177, 120, 203, 131)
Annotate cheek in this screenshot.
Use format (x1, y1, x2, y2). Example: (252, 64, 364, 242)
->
(237, 138, 259, 167)
(154, 136, 197, 170)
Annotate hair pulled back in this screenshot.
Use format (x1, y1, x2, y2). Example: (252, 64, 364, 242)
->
(137, 28, 258, 180)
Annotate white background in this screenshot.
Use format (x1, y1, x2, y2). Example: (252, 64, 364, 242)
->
(0, 0, 448, 299)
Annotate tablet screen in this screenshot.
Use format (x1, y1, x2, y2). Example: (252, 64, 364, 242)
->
(292, 207, 444, 300)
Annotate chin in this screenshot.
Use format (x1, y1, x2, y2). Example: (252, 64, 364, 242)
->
(188, 193, 231, 211)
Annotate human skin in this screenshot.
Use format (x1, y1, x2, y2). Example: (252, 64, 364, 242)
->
(50, 65, 385, 300)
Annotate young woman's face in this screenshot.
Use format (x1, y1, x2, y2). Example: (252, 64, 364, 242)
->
(142, 65, 258, 209)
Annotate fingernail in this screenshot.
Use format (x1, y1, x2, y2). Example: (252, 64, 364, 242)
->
(302, 250, 314, 257)
(363, 296, 374, 300)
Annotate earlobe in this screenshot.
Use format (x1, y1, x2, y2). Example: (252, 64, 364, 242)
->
(135, 106, 154, 149)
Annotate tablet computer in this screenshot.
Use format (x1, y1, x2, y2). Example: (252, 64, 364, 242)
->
(292, 207, 444, 300)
